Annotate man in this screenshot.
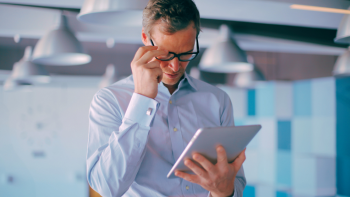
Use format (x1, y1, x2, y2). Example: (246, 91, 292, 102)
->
(87, 0, 246, 196)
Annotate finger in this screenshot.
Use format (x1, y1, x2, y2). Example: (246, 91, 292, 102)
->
(230, 149, 246, 170)
(216, 145, 228, 165)
(175, 170, 200, 184)
(133, 46, 158, 61)
(137, 49, 168, 64)
(144, 60, 160, 69)
(192, 153, 215, 173)
(184, 159, 208, 179)
(150, 67, 163, 83)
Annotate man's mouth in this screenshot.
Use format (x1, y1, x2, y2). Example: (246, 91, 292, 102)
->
(164, 73, 179, 79)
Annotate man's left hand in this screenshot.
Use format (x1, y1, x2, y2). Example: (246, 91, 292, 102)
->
(175, 146, 246, 197)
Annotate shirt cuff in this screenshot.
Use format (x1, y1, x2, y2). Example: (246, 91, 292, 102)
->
(124, 93, 159, 127)
(207, 189, 236, 197)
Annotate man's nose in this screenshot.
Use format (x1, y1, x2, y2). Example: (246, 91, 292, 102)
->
(169, 57, 180, 72)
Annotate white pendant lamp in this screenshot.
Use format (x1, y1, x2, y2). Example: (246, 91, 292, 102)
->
(99, 64, 118, 88)
(333, 47, 350, 77)
(335, 7, 350, 44)
(32, 14, 91, 66)
(11, 46, 50, 84)
(77, 0, 148, 26)
(233, 67, 265, 88)
(199, 24, 253, 73)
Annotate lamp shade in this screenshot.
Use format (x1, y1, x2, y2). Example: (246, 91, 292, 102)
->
(99, 64, 118, 88)
(333, 47, 350, 77)
(11, 46, 50, 84)
(199, 24, 253, 73)
(77, 0, 148, 26)
(335, 7, 350, 44)
(233, 67, 265, 88)
(32, 15, 91, 66)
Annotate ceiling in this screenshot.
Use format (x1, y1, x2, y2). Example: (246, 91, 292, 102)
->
(0, 0, 346, 81)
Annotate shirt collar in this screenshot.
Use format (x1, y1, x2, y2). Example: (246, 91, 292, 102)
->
(129, 72, 198, 92)
(183, 72, 198, 91)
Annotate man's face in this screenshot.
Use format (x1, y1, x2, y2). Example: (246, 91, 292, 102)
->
(142, 22, 197, 86)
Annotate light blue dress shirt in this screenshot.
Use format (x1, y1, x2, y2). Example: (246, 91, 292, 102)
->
(87, 73, 246, 197)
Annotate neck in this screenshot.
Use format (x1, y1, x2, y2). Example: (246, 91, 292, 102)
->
(163, 75, 184, 95)
(163, 83, 179, 95)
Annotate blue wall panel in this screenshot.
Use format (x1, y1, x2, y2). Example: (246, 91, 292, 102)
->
(276, 191, 291, 197)
(256, 83, 275, 117)
(336, 77, 350, 196)
(247, 89, 256, 116)
(244, 185, 256, 197)
(277, 120, 291, 151)
(293, 81, 312, 116)
(276, 150, 292, 187)
(312, 78, 335, 117)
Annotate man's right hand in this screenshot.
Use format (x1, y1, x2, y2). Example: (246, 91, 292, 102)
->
(131, 46, 168, 99)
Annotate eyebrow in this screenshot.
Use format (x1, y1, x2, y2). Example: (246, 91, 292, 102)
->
(151, 39, 195, 54)
(182, 48, 194, 53)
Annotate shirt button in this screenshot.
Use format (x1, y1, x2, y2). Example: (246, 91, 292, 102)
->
(186, 186, 189, 190)
(169, 100, 172, 104)
(173, 128, 177, 132)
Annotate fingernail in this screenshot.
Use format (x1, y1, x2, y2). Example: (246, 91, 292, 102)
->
(193, 154, 199, 160)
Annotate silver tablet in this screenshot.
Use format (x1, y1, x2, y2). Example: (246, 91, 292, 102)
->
(167, 124, 261, 178)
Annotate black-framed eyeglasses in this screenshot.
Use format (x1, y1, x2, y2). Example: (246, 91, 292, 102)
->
(150, 37, 199, 62)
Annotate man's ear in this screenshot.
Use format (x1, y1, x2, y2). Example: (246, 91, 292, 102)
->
(141, 28, 149, 46)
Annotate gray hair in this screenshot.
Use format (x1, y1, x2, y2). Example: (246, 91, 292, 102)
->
(142, 0, 201, 37)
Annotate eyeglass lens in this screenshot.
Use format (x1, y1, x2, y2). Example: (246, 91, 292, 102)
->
(151, 38, 198, 61)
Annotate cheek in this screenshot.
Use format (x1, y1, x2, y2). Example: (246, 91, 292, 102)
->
(159, 61, 168, 69)
(180, 62, 189, 70)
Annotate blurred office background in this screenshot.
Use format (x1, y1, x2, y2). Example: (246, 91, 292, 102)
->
(0, 0, 349, 197)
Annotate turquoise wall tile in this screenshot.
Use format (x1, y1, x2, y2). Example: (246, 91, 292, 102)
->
(311, 78, 335, 117)
(247, 89, 256, 116)
(276, 150, 292, 187)
(292, 118, 312, 154)
(336, 77, 350, 196)
(292, 154, 316, 196)
(337, 156, 350, 195)
(255, 185, 275, 197)
(278, 120, 291, 151)
(244, 150, 259, 183)
(312, 117, 336, 157)
(293, 81, 312, 116)
(258, 151, 276, 184)
(244, 185, 256, 197)
(276, 191, 291, 197)
(275, 83, 293, 119)
(256, 83, 275, 117)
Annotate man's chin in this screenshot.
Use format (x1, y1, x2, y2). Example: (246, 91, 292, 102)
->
(161, 74, 183, 86)
(161, 78, 179, 86)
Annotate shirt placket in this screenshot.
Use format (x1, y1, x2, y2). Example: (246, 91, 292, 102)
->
(167, 94, 195, 196)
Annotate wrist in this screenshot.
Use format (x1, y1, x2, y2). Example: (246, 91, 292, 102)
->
(211, 186, 235, 197)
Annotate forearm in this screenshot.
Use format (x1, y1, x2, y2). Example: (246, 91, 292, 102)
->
(87, 120, 150, 197)
(87, 91, 159, 197)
